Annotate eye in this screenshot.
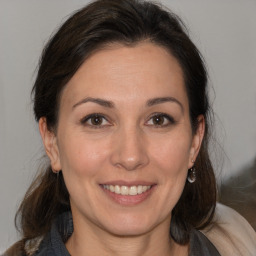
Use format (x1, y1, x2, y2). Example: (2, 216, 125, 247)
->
(80, 113, 110, 128)
(146, 113, 175, 127)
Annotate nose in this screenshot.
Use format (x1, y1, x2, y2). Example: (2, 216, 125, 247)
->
(110, 126, 149, 171)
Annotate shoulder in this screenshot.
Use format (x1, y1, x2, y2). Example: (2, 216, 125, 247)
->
(202, 203, 256, 256)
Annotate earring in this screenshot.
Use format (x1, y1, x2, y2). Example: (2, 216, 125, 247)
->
(52, 169, 60, 175)
(187, 166, 196, 183)
(53, 170, 60, 179)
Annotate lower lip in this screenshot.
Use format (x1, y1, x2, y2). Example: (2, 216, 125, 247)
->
(100, 185, 156, 206)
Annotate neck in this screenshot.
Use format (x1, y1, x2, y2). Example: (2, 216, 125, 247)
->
(65, 215, 188, 256)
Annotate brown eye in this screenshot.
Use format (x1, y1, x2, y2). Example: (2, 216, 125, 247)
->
(146, 113, 175, 127)
(80, 114, 110, 128)
(91, 115, 103, 125)
(152, 115, 165, 125)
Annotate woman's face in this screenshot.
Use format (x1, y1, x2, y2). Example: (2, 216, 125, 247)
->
(41, 42, 204, 236)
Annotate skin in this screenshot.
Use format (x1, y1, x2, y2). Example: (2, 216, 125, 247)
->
(39, 42, 205, 256)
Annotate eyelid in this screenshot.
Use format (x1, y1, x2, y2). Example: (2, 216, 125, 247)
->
(80, 113, 111, 127)
(145, 112, 176, 126)
(79, 112, 175, 128)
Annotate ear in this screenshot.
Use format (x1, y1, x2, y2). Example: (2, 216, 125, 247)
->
(39, 117, 61, 172)
(188, 115, 205, 169)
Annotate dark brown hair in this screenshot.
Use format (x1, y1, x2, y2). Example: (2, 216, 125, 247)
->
(9, 0, 216, 253)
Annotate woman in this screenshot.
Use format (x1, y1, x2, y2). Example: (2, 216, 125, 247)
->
(4, 0, 256, 255)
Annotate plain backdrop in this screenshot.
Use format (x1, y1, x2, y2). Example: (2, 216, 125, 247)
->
(0, 0, 256, 251)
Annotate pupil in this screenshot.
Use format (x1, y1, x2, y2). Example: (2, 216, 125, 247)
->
(153, 116, 164, 125)
(92, 116, 102, 125)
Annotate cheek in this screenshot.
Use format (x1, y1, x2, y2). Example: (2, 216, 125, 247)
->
(57, 135, 110, 177)
(150, 135, 191, 212)
(150, 133, 192, 174)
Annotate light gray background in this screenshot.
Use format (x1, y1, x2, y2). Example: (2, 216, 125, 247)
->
(0, 0, 255, 251)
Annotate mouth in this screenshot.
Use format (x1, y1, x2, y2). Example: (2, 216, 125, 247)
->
(100, 183, 156, 206)
(102, 184, 152, 196)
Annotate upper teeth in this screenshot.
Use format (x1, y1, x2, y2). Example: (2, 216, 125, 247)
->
(103, 185, 151, 196)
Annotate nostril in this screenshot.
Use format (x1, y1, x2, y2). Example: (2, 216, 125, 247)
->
(114, 161, 143, 171)
(110, 130, 150, 170)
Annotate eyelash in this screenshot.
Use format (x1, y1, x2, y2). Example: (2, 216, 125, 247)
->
(80, 113, 110, 129)
(146, 113, 176, 127)
(80, 113, 176, 128)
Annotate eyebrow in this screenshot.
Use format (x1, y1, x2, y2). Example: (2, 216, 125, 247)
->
(72, 96, 183, 112)
(147, 97, 184, 112)
(72, 97, 115, 109)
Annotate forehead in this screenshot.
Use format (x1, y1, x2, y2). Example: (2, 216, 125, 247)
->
(60, 42, 188, 109)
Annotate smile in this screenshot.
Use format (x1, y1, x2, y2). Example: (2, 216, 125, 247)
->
(103, 185, 151, 196)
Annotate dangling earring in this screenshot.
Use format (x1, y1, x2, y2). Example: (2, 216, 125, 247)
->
(187, 160, 196, 183)
(52, 169, 60, 177)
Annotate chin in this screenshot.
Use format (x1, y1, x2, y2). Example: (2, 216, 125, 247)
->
(106, 224, 152, 237)
(101, 214, 162, 237)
